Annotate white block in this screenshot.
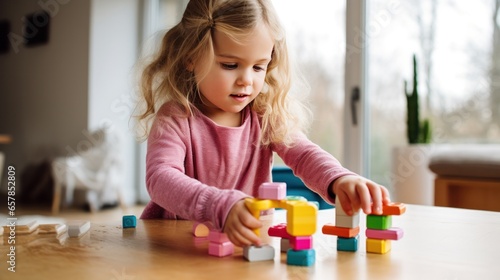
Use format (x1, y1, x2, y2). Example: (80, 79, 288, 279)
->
(67, 220, 91, 238)
(243, 245, 275, 262)
(336, 214, 360, 229)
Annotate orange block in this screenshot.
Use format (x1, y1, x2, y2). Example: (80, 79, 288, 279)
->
(322, 224, 360, 238)
(381, 202, 406, 216)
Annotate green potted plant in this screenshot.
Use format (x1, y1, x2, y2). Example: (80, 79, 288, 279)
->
(404, 54, 431, 145)
(391, 54, 435, 206)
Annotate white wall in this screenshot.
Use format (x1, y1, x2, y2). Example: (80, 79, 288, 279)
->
(0, 0, 90, 181)
(0, 0, 140, 206)
(88, 0, 140, 205)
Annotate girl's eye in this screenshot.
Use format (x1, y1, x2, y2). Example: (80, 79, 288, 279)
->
(220, 63, 237, 70)
(253, 65, 266, 72)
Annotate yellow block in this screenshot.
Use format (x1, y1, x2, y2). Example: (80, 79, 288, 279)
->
(366, 238, 392, 254)
(284, 201, 317, 236)
(244, 198, 274, 236)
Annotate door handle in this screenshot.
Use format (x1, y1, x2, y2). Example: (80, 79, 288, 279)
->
(351, 86, 360, 126)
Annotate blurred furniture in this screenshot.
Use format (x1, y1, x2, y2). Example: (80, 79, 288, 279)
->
(429, 145, 500, 211)
(0, 134, 12, 187)
(51, 128, 125, 214)
(272, 166, 333, 210)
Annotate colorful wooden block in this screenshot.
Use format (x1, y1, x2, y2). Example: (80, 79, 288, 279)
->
(287, 249, 316, 266)
(322, 224, 360, 238)
(208, 241, 234, 257)
(268, 223, 291, 239)
(336, 213, 360, 228)
(243, 245, 275, 262)
(366, 238, 391, 254)
(337, 235, 359, 252)
(382, 202, 406, 216)
(192, 222, 209, 237)
(285, 201, 317, 236)
(122, 215, 137, 228)
(281, 238, 291, 252)
(290, 235, 313, 250)
(67, 220, 91, 238)
(365, 227, 404, 240)
(208, 230, 230, 244)
(258, 182, 287, 200)
(366, 215, 392, 230)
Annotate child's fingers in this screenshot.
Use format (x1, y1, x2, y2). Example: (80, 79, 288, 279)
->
(367, 182, 383, 215)
(336, 189, 354, 216)
(354, 183, 372, 214)
(381, 185, 391, 203)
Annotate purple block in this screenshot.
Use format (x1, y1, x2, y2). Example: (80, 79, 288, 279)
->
(365, 227, 404, 240)
(208, 230, 231, 244)
(208, 241, 234, 257)
(258, 182, 287, 200)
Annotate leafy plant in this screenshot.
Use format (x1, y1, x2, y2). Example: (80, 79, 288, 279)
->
(404, 55, 431, 144)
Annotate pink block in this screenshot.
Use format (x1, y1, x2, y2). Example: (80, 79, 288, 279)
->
(258, 182, 287, 200)
(208, 230, 230, 244)
(208, 241, 234, 257)
(290, 236, 313, 250)
(268, 223, 291, 239)
(365, 227, 404, 240)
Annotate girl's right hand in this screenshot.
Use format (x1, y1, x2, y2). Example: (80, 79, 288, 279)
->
(223, 199, 262, 247)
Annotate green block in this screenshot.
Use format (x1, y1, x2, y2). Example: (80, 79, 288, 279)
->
(367, 215, 392, 230)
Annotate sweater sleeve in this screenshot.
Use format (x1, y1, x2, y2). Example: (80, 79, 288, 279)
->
(144, 110, 248, 230)
(272, 133, 357, 205)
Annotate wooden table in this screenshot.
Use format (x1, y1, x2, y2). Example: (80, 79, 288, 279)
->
(2, 204, 500, 279)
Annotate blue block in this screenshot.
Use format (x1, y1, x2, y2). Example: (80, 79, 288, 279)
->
(286, 249, 316, 266)
(122, 215, 137, 228)
(337, 235, 359, 252)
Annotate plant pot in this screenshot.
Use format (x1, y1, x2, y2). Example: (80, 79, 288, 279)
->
(390, 145, 435, 205)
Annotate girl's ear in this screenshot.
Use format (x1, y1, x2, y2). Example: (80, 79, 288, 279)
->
(186, 60, 194, 72)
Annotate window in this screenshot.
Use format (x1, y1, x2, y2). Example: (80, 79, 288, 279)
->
(368, 0, 500, 187)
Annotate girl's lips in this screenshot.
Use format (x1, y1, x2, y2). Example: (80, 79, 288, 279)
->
(230, 93, 250, 102)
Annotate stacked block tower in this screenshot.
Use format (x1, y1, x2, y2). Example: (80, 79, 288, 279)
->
(321, 197, 360, 252)
(365, 202, 406, 254)
(245, 182, 318, 266)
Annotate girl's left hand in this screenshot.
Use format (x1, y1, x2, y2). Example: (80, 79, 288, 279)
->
(331, 175, 391, 216)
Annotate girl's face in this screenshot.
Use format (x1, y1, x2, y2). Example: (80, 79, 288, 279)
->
(193, 23, 274, 127)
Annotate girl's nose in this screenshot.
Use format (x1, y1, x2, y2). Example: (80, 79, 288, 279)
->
(237, 69, 253, 87)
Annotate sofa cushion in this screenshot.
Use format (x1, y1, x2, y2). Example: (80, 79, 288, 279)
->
(429, 144, 500, 179)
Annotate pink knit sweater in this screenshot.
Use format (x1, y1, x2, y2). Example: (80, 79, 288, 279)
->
(140, 102, 355, 230)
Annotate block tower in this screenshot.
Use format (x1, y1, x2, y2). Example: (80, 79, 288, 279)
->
(245, 182, 318, 266)
(321, 197, 360, 252)
(365, 202, 406, 254)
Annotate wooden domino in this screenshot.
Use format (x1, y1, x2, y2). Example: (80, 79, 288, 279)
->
(67, 220, 91, 238)
(3, 220, 39, 235)
(38, 224, 68, 235)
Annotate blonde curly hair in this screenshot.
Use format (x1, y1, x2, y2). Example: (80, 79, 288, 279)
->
(134, 0, 310, 146)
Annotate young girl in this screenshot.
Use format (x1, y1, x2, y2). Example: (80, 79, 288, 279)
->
(136, 0, 390, 247)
